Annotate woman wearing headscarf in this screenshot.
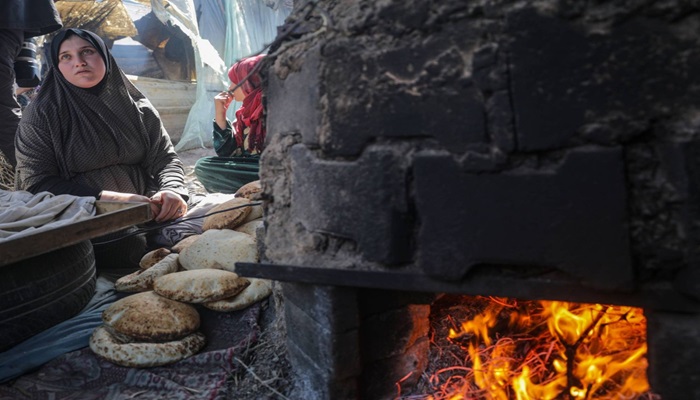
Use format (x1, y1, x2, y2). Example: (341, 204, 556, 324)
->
(14, 28, 190, 268)
(194, 54, 266, 194)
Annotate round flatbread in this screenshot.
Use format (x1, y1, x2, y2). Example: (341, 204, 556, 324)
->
(102, 291, 200, 342)
(153, 269, 250, 303)
(234, 180, 262, 200)
(140, 248, 171, 270)
(234, 219, 263, 240)
(241, 202, 263, 223)
(178, 229, 258, 271)
(202, 278, 272, 312)
(115, 253, 180, 292)
(90, 325, 206, 368)
(202, 197, 252, 231)
(171, 234, 201, 253)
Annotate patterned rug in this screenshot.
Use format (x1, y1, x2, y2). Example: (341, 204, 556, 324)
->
(0, 297, 262, 400)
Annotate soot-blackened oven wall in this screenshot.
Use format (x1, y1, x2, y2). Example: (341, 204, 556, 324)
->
(251, 2, 700, 399)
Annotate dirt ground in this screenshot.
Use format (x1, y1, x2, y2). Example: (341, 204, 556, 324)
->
(177, 146, 212, 196)
(226, 290, 292, 400)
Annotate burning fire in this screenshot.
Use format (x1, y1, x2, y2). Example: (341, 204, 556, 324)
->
(407, 297, 657, 400)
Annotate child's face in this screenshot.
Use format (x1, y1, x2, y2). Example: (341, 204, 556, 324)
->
(228, 82, 246, 102)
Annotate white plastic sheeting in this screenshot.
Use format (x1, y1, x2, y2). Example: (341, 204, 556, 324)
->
(224, 0, 290, 66)
(156, 0, 291, 151)
(195, 0, 227, 56)
(150, 0, 226, 150)
(220, 0, 290, 128)
(122, 0, 152, 21)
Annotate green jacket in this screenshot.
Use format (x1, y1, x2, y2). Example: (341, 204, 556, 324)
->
(212, 119, 259, 158)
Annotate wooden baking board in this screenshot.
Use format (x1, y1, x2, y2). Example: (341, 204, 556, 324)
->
(0, 201, 152, 267)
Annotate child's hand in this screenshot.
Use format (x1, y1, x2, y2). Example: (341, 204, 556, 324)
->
(214, 90, 233, 111)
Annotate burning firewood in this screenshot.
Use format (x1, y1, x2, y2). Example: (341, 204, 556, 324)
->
(400, 296, 658, 400)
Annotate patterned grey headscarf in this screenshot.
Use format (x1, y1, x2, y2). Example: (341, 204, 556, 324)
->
(15, 29, 187, 201)
(50, 28, 111, 95)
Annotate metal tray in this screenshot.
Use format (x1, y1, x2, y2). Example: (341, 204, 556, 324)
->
(0, 201, 152, 267)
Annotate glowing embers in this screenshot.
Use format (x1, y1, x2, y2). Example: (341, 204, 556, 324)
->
(405, 296, 658, 400)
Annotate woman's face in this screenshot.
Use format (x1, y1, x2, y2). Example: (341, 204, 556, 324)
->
(57, 35, 106, 89)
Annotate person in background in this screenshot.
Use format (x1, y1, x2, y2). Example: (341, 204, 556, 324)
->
(0, 0, 62, 168)
(194, 54, 266, 194)
(16, 86, 39, 111)
(14, 28, 189, 269)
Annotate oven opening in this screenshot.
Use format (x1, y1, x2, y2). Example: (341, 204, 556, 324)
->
(403, 295, 654, 399)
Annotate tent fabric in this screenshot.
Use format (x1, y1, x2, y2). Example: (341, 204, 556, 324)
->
(224, 0, 290, 67)
(174, 0, 291, 151)
(151, 0, 228, 151)
(194, 0, 227, 57)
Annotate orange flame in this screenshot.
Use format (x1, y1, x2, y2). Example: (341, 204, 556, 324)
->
(421, 298, 656, 400)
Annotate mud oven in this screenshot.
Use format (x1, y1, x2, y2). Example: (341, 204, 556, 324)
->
(238, 2, 700, 399)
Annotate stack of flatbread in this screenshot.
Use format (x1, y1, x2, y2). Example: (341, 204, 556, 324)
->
(89, 291, 206, 368)
(91, 181, 273, 367)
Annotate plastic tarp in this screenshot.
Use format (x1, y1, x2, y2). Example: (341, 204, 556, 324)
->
(195, 0, 227, 57)
(219, 0, 291, 128)
(149, 0, 225, 151)
(224, 0, 291, 67)
(169, 0, 291, 151)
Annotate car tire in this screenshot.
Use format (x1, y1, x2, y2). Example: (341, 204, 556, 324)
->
(0, 240, 96, 352)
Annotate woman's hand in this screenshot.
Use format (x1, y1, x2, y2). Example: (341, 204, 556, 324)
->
(98, 190, 161, 219)
(98, 190, 151, 203)
(149, 190, 187, 223)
